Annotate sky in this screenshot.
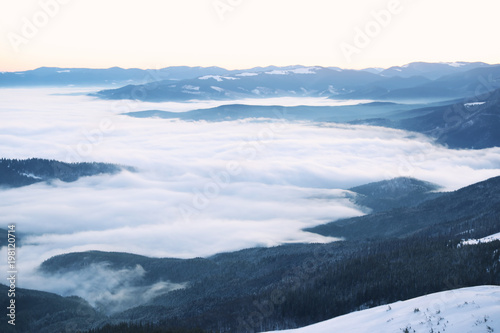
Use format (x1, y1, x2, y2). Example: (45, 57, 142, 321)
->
(1, 0, 500, 71)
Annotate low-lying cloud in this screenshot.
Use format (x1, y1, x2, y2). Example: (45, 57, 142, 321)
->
(1, 87, 500, 310)
(38, 262, 186, 314)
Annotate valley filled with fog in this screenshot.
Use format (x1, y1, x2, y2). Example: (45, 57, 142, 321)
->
(1, 86, 500, 308)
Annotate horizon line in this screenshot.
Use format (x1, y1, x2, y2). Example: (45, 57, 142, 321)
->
(1, 61, 498, 73)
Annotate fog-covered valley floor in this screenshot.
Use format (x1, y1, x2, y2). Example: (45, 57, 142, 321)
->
(1, 87, 500, 307)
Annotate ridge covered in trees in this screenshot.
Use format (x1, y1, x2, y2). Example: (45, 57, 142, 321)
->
(0, 158, 130, 188)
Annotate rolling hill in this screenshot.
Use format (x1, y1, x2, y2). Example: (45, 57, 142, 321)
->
(307, 175, 500, 241)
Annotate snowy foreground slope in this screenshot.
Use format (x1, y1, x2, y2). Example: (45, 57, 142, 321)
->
(263, 286, 500, 333)
(463, 232, 500, 245)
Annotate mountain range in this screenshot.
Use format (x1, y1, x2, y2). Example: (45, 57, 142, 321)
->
(378, 61, 491, 79)
(91, 62, 500, 102)
(20, 61, 494, 149)
(0, 66, 238, 87)
(3, 62, 499, 102)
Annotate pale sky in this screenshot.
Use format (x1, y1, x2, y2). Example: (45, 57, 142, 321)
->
(1, 0, 499, 71)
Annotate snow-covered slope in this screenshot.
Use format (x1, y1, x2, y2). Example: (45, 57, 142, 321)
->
(263, 286, 500, 333)
(463, 233, 500, 245)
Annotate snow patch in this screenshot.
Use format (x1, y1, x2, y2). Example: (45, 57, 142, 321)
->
(265, 70, 289, 75)
(265, 67, 318, 75)
(462, 232, 500, 245)
(57, 70, 71, 73)
(199, 75, 223, 82)
(20, 172, 43, 180)
(328, 85, 338, 94)
(182, 85, 200, 91)
(263, 286, 500, 333)
(211, 86, 224, 92)
(199, 75, 239, 81)
(464, 102, 486, 107)
(236, 72, 259, 77)
(446, 62, 467, 68)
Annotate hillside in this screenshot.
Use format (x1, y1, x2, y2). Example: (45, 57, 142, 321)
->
(307, 175, 500, 241)
(0, 284, 105, 333)
(398, 88, 500, 149)
(32, 233, 500, 332)
(348, 177, 442, 213)
(0, 158, 131, 188)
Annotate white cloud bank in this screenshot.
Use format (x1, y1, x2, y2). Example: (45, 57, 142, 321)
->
(0, 87, 500, 304)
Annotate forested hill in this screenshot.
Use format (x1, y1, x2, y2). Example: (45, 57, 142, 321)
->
(307, 175, 500, 241)
(348, 177, 442, 213)
(0, 158, 131, 188)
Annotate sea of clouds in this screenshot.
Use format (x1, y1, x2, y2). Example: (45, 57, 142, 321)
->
(1, 87, 500, 311)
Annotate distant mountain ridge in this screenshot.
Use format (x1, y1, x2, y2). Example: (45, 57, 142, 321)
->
(92, 62, 500, 102)
(123, 101, 421, 123)
(0, 66, 254, 87)
(379, 61, 490, 79)
(94, 66, 380, 101)
(3, 62, 499, 103)
(0, 65, 357, 87)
